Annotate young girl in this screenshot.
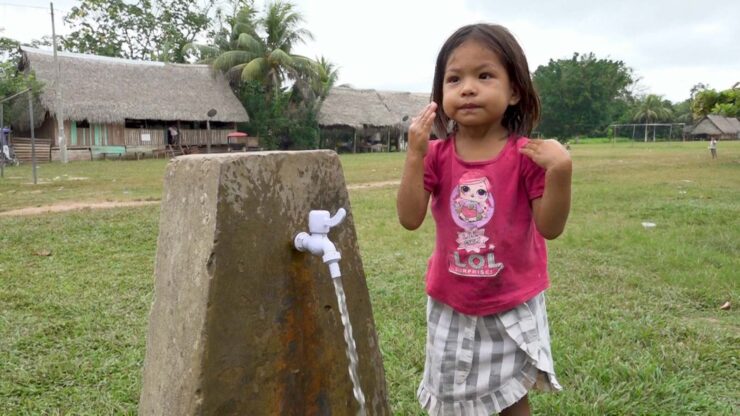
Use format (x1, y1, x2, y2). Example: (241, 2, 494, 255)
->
(396, 24, 572, 416)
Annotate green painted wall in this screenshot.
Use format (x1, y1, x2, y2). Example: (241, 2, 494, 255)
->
(71, 121, 77, 145)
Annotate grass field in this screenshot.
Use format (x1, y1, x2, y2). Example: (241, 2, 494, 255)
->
(1, 141, 738, 415)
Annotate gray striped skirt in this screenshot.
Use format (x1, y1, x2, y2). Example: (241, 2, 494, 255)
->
(417, 292, 561, 415)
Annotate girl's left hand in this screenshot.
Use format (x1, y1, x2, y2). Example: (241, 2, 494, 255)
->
(519, 139, 572, 171)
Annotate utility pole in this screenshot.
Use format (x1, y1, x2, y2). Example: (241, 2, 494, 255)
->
(206, 109, 217, 154)
(29, 92, 37, 184)
(51, 1, 67, 163)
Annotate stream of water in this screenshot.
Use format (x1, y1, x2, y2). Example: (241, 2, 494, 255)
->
(332, 276, 368, 416)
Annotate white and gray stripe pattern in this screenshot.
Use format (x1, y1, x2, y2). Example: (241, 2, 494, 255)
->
(418, 292, 561, 416)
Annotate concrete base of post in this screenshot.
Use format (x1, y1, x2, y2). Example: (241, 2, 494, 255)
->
(139, 151, 390, 415)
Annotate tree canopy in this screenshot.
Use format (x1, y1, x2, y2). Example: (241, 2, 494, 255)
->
(211, 0, 314, 98)
(197, 1, 337, 150)
(61, 0, 214, 62)
(0, 38, 38, 127)
(533, 52, 634, 139)
(0, 38, 24, 99)
(692, 84, 740, 118)
(631, 94, 673, 141)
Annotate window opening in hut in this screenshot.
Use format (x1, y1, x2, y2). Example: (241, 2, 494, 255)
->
(125, 119, 145, 129)
(72, 120, 91, 146)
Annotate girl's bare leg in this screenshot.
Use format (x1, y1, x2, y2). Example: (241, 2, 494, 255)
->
(499, 394, 530, 416)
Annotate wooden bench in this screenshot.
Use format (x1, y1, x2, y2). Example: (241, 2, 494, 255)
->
(91, 146, 126, 160)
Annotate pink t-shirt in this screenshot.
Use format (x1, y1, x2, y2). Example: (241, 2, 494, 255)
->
(423, 134, 548, 316)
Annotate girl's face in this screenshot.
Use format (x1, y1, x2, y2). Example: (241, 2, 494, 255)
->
(459, 179, 488, 203)
(442, 39, 519, 131)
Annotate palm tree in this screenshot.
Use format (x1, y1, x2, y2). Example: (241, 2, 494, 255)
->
(289, 56, 339, 111)
(211, 0, 314, 101)
(633, 94, 672, 141)
(312, 56, 339, 104)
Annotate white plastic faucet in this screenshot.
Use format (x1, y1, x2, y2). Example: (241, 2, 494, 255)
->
(294, 208, 347, 279)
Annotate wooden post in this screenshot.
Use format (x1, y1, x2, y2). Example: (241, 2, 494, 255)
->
(613, 125, 617, 145)
(29, 92, 37, 185)
(51, 1, 67, 163)
(644, 124, 648, 142)
(206, 119, 211, 154)
(353, 128, 357, 154)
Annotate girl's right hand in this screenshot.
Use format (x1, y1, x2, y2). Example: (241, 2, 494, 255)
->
(407, 102, 437, 156)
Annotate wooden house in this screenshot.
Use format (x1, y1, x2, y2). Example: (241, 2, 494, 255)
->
(12, 47, 249, 160)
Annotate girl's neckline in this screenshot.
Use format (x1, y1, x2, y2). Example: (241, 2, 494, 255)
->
(452, 133, 515, 165)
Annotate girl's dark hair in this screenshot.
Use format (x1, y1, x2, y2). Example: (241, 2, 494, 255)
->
(431, 23, 540, 138)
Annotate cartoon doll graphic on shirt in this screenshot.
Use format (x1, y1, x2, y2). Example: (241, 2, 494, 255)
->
(449, 171, 504, 277)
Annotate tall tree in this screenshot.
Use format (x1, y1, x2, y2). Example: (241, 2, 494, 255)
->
(672, 99, 693, 124)
(533, 52, 634, 139)
(312, 56, 339, 106)
(0, 37, 23, 97)
(1, 37, 23, 127)
(1, 37, 44, 128)
(184, 2, 259, 64)
(632, 94, 673, 141)
(61, 0, 214, 62)
(288, 55, 339, 111)
(183, 1, 254, 64)
(211, 0, 314, 100)
(693, 86, 739, 118)
(191, 1, 337, 150)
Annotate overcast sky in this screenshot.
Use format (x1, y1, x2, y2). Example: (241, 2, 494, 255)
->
(2, 0, 738, 103)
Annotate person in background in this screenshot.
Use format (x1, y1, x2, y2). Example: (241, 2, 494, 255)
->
(708, 137, 718, 159)
(167, 126, 179, 146)
(396, 23, 572, 416)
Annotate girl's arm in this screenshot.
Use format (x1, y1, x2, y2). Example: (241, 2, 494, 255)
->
(397, 103, 437, 230)
(519, 139, 572, 240)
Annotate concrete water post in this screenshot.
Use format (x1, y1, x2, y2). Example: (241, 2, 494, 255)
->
(139, 151, 390, 415)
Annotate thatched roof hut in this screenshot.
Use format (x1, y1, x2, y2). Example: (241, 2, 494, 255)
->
(316, 86, 431, 152)
(16, 47, 249, 127)
(690, 114, 740, 139)
(317, 87, 398, 129)
(376, 90, 430, 131)
(318, 86, 430, 130)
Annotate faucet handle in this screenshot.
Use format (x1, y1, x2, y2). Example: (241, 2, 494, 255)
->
(307, 208, 346, 234)
(326, 208, 346, 228)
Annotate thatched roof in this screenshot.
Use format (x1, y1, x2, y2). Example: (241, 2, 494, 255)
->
(691, 114, 740, 136)
(376, 90, 430, 131)
(17, 47, 249, 124)
(706, 114, 740, 134)
(318, 87, 397, 128)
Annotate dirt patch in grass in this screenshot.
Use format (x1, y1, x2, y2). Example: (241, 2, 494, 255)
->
(0, 181, 401, 217)
(684, 316, 739, 336)
(347, 180, 399, 190)
(0, 200, 160, 216)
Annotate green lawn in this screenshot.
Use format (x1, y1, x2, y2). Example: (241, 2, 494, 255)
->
(1, 141, 738, 415)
